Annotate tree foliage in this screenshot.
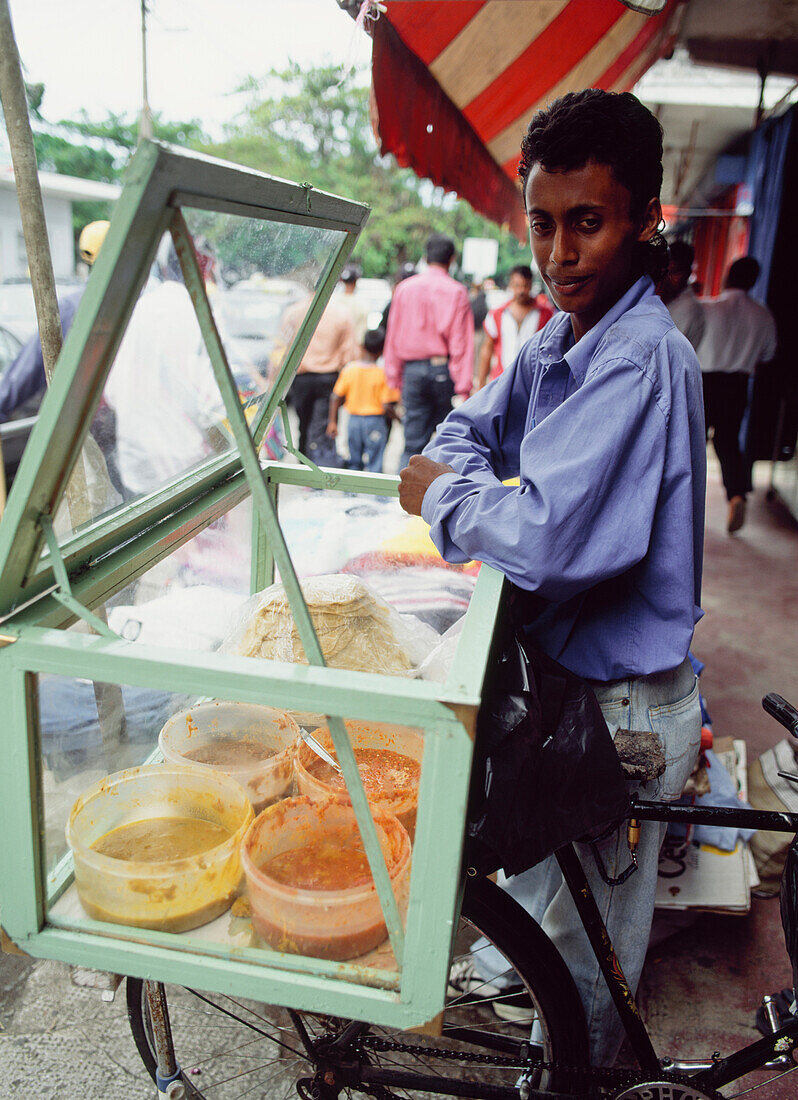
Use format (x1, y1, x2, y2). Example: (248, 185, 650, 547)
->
(206, 63, 530, 281)
(27, 64, 530, 282)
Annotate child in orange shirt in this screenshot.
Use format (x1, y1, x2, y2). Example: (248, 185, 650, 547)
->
(327, 328, 400, 472)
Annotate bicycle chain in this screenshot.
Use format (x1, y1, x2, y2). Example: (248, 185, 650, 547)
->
(354, 1033, 722, 1095)
(356, 1031, 532, 1068)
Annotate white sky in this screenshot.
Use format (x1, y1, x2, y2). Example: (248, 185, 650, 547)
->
(9, 0, 373, 137)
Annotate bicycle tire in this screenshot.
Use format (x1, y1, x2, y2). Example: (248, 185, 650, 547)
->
(127, 875, 590, 1098)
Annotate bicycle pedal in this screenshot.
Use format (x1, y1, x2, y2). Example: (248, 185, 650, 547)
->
(755, 988, 797, 1036)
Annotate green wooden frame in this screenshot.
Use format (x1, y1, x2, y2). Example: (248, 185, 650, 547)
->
(0, 141, 505, 1029)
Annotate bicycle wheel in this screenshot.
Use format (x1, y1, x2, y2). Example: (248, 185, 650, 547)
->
(127, 875, 590, 1099)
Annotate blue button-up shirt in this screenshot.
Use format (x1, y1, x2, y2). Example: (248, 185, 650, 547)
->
(421, 277, 706, 681)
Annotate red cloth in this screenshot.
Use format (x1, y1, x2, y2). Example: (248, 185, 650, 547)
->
(383, 266, 474, 396)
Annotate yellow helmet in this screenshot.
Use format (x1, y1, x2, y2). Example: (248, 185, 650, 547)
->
(78, 220, 110, 265)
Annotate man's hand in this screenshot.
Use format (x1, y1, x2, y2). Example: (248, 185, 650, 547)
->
(398, 454, 455, 516)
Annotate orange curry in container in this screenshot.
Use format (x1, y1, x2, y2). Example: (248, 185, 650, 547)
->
(241, 795, 411, 961)
(294, 720, 423, 838)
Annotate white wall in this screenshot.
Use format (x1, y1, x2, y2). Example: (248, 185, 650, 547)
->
(0, 187, 75, 281)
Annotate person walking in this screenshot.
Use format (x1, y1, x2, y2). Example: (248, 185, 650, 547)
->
(657, 239, 704, 350)
(383, 234, 473, 468)
(0, 220, 109, 419)
(278, 295, 356, 465)
(475, 265, 554, 389)
(336, 264, 369, 349)
(326, 327, 399, 473)
(698, 255, 777, 533)
(104, 241, 228, 498)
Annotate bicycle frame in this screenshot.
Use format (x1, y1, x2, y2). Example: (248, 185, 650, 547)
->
(556, 797, 798, 1090)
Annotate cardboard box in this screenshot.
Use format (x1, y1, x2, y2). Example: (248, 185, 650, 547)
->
(655, 738, 759, 914)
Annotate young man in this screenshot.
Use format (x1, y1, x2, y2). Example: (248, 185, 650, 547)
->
(398, 89, 706, 1066)
(278, 295, 356, 465)
(475, 264, 554, 389)
(698, 255, 777, 533)
(657, 239, 705, 351)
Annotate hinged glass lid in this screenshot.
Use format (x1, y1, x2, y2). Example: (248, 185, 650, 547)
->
(0, 141, 369, 616)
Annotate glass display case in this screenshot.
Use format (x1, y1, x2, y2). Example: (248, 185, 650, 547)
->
(0, 141, 505, 1030)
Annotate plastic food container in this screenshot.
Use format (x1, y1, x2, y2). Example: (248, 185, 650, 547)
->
(241, 795, 411, 960)
(295, 720, 423, 838)
(66, 765, 254, 933)
(159, 701, 299, 810)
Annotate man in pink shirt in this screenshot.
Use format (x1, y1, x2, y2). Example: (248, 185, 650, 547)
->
(383, 234, 474, 468)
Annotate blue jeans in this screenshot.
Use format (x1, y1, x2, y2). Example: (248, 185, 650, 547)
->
(348, 414, 389, 472)
(473, 657, 701, 1066)
(400, 359, 454, 469)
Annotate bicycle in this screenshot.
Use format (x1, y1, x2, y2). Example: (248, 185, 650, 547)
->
(125, 693, 798, 1100)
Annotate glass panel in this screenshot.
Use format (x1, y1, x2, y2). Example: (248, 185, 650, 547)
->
(52, 241, 233, 539)
(65, 497, 254, 650)
(231, 485, 478, 683)
(40, 674, 191, 876)
(43, 672, 420, 974)
(181, 207, 347, 437)
(51, 213, 346, 543)
(44, 479, 254, 873)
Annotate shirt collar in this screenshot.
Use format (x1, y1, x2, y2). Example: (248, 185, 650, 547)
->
(539, 276, 654, 387)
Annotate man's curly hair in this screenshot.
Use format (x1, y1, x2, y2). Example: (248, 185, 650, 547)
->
(519, 89, 668, 283)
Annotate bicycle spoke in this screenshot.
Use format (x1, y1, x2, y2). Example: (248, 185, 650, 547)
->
(185, 1037, 287, 1072)
(185, 989, 307, 1060)
(192, 1053, 303, 1093)
(724, 1063, 798, 1098)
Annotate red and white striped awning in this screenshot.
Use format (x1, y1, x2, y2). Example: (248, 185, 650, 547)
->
(367, 1, 686, 237)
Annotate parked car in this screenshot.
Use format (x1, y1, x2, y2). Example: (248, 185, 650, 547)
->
(214, 278, 307, 376)
(355, 277, 393, 331)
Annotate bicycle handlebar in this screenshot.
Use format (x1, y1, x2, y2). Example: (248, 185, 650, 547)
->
(762, 693, 798, 737)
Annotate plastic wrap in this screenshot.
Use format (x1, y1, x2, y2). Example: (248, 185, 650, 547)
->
(222, 574, 440, 678)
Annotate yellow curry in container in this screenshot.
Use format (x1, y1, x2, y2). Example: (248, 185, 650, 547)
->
(67, 765, 253, 933)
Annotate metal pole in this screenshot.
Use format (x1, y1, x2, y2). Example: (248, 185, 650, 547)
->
(144, 981, 185, 1099)
(0, 0, 94, 525)
(139, 0, 154, 142)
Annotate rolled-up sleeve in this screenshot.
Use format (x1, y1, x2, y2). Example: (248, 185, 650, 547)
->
(421, 356, 667, 602)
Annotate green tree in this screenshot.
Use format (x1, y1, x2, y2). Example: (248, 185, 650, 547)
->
(206, 62, 528, 280)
